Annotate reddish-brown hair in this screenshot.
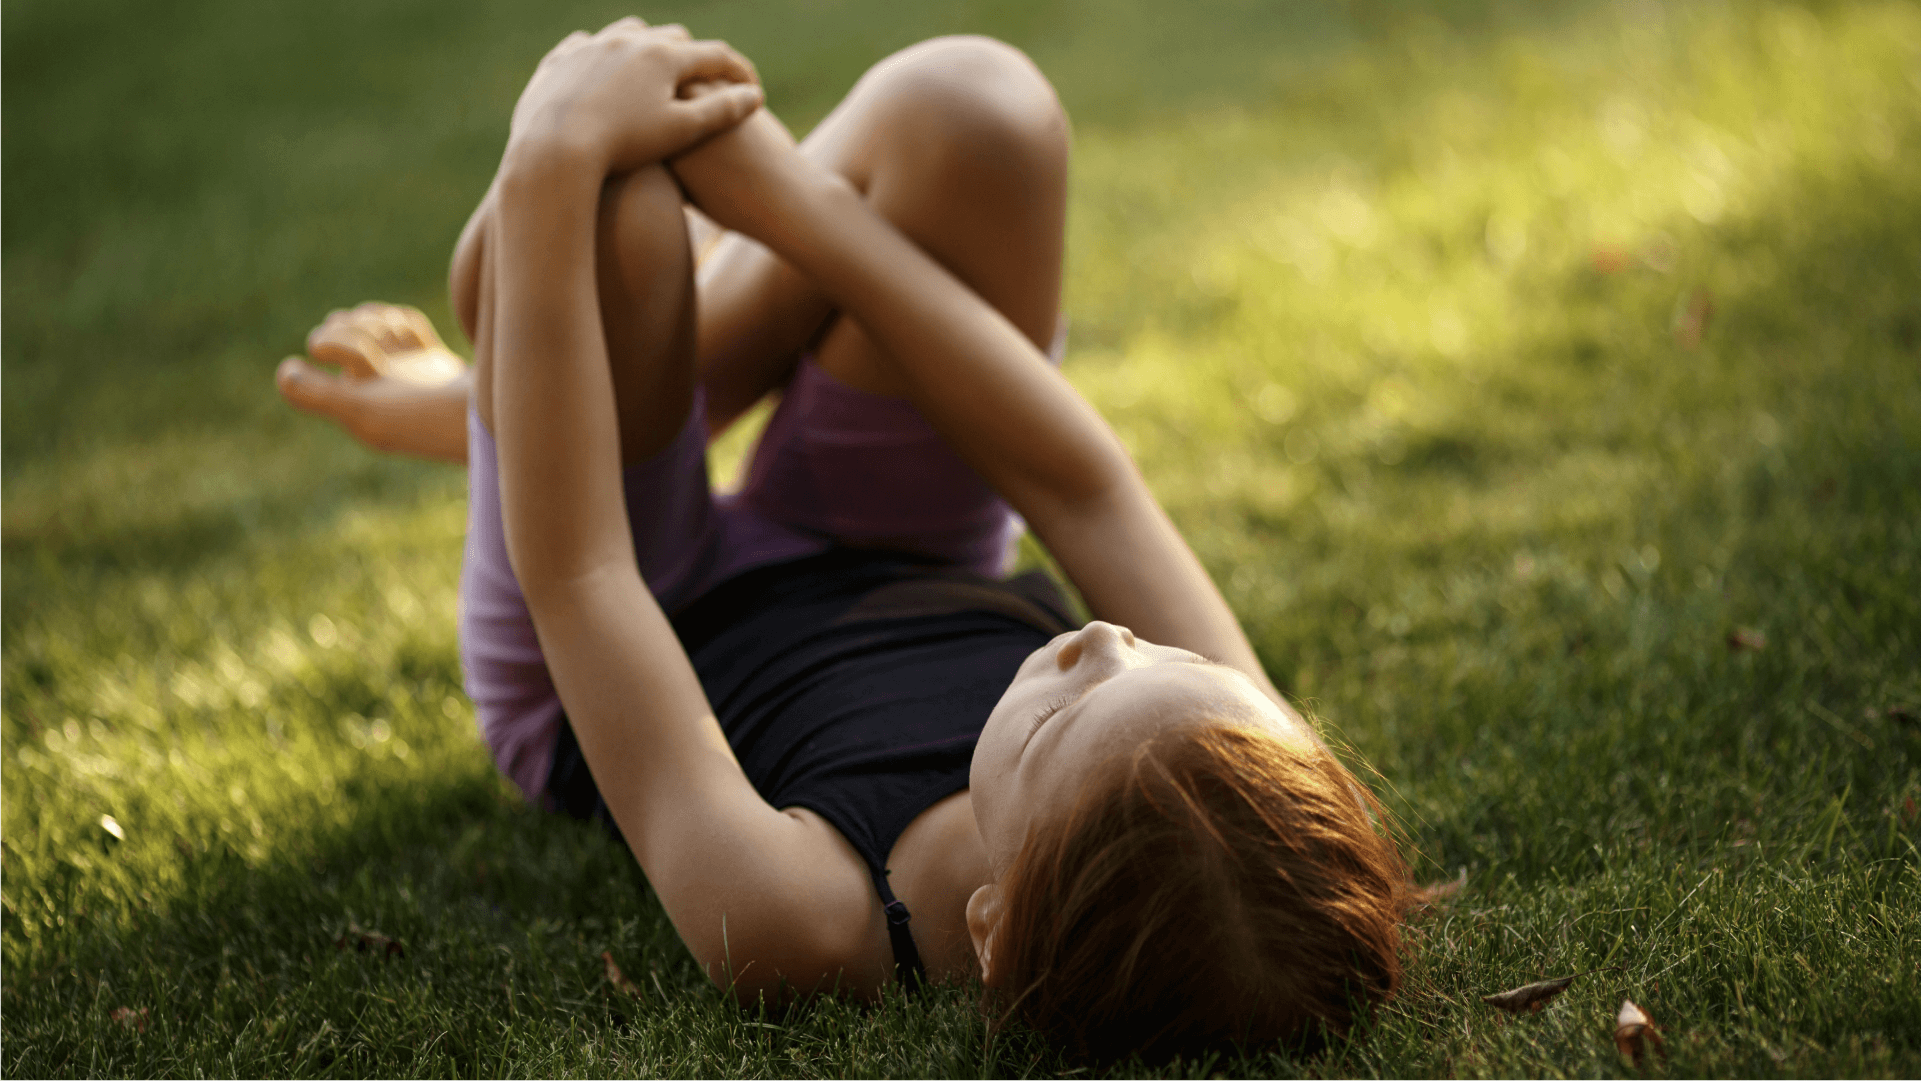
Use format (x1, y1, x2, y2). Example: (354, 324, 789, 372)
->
(988, 723, 1408, 1062)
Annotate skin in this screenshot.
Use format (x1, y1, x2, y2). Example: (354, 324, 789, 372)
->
(276, 22, 1312, 1002)
(963, 620, 1319, 983)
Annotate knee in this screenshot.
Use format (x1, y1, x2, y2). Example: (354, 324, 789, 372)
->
(598, 164, 693, 296)
(448, 167, 688, 343)
(855, 36, 1069, 194)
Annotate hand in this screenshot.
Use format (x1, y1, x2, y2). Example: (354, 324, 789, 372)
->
(668, 80, 821, 240)
(508, 19, 764, 175)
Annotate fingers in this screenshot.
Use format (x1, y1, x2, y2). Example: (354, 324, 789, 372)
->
(671, 39, 758, 89)
(671, 82, 764, 142)
(541, 29, 592, 67)
(597, 15, 690, 40)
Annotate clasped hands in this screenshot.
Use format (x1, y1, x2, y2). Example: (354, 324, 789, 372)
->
(504, 16, 817, 239)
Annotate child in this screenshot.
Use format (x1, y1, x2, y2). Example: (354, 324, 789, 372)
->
(278, 22, 1406, 1060)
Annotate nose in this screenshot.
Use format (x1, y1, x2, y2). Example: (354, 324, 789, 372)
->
(1055, 620, 1136, 670)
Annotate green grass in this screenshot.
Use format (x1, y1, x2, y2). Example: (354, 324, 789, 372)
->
(5, 0, 1919, 1075)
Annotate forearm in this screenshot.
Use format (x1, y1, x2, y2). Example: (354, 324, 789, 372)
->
(740, 170, 1290, 710)
(1058, 490, 1289, 711)
(489, 144, 636, 594)
(749, 172, 1132, 511)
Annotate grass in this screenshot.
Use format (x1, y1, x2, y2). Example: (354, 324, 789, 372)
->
(4, 0, 1919, 1075)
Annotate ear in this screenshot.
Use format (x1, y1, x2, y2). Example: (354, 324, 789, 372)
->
(966, 882, 1005, 986)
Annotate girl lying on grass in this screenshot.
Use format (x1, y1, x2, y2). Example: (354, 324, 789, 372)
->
(276, 21, 1407, 1061)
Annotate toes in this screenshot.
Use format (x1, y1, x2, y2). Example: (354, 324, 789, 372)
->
(276, 356, 354, 418)
(396, 305, 446, 351)
(304, 302, 452, 380)
(347, 301, 444, 354)
(368, 305, 418, 353)
(308, 319, 386, 379)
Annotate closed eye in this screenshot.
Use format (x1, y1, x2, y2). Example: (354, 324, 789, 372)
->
(1025, 693, 1078, 738)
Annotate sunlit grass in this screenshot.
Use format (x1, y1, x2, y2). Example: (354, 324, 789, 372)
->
(5, 0, 1919, 1076)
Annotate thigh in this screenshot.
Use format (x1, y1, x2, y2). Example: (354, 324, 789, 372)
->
(807, 35, 1068, 395)
(692, 35, 1068, 430)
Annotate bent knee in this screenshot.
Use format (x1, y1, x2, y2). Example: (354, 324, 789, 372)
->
(857, 36, 1069, 190)
(599, 164, 691, 272)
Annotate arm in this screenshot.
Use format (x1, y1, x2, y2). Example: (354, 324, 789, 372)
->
(672, 114, 1291, 711)
(489, 23, 885, 997)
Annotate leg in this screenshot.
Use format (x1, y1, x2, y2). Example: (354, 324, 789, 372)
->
(458, 165, 724, 803)
(459, 166, 699, 466)
(275, 303, 472, 463)
(692, 35, 1069, 429)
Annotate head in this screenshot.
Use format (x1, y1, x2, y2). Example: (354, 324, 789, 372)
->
(967, 622, 1408, 1062)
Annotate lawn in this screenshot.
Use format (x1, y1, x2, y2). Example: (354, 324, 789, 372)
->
(4, 0, 1918, 1075)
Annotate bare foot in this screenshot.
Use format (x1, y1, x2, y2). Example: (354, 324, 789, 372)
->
(305, 301, 467, 385)
(277, 302, 472, 464)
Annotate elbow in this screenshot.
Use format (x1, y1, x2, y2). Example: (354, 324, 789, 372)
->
(686, 913, 880, 1004)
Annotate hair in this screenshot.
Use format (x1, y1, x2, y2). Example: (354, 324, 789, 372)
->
(986, 722, 1409, 1063)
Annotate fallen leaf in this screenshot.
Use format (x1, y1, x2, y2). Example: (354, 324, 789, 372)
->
(1614, 998, 1667, 1064)
(1482, 974, 1577, 1014)
(1868, 706, 1918, 728)
(602, 951, 643, 1000)
(1727, 627, 1767, 652)
(333, 922, 405, 959)
(1592, 246, 1633, 274)
(1412, 867, 1468, 908)
(111, 1006, 149, 1032)
(1675, 287, 1714, 349)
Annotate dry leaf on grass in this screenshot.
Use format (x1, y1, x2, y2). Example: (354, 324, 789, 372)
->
(602, 951, 644, 1000)
(1412, 867, 1468, 908)
(333, 922, 405, 959)
(1865, 705, 1917, 727)
(1592, 246, 1633, 274)
(1614, 998, 1667, 1064)
(110, 1006, 148, 1032)
(1482, 974, 1578, 1014)
(1727, 627, 1767, 652)
(1675, 288, 1714, 349)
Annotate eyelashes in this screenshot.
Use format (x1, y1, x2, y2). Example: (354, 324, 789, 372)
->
(1027, 693, 1078, 735)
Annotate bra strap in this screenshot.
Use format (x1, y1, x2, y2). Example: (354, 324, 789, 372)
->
(870, 866, 926, 992)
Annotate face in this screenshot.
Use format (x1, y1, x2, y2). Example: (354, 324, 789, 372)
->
(969, 621, 1315, 876)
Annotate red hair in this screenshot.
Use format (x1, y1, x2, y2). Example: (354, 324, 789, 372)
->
(987, 723, 1408, 1062)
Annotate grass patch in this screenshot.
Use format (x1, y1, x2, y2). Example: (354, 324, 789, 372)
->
(5, 0, 1919, 1075)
